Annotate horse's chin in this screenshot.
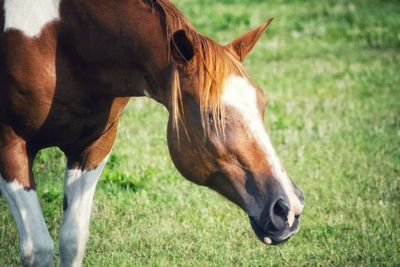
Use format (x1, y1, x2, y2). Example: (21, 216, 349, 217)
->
(249, 217, 289, 245)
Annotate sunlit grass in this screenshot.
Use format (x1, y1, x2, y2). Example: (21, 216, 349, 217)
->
(1, 0, 399, 266)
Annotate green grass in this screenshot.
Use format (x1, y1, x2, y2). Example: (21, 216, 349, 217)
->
(1, 0, 399, 266)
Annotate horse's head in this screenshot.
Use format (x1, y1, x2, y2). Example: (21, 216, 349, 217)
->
(166, 19, 304, 245)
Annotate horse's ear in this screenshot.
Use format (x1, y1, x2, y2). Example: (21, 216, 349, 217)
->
(171, 30, 195, 64)
(225, 18, 273, 62)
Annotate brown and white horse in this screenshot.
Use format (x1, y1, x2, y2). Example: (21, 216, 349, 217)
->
(0, 0, 304, 266)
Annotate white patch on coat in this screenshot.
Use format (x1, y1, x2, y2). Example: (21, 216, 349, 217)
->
(4, 0, 61, 37)
(221, 75, 304, 222)
(0, 175, 54, 266)
(59, 155, 109, 267)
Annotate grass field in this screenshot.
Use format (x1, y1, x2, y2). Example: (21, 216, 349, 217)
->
(1, 0, 399, 266)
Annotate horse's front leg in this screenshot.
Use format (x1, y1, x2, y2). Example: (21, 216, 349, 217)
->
(59, 154, 109, 267)
(0, 136, 54, 267)
(59, 124, 117, 267)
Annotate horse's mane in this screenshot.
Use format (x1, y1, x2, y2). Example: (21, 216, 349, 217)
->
(148, 0, 246, 136)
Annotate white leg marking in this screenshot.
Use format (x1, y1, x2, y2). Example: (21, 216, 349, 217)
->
(59, 155, 109, 267)
(222, 75, 304, 221)
(0, 175, 54, 267)
(4, 0, 61, 37)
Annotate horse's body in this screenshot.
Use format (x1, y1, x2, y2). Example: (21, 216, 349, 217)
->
(1, 0, 172, 170)
(0, 1, 304, 266)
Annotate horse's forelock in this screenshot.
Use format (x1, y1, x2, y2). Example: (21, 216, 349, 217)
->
(148, 0, 246, 137)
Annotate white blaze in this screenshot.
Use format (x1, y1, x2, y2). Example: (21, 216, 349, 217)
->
(222, 75, 303, 223)
(4, 0, 61, 37)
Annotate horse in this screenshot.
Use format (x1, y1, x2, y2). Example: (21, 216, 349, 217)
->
(0, 0, 304, 266)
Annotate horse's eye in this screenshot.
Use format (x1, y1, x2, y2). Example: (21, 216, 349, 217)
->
(208, 113, 214, 124)
(207, 113, 223, 124)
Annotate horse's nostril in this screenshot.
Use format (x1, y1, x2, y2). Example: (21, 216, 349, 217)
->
(273, 199, 289, 219)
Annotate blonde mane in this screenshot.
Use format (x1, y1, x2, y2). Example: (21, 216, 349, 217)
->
(149, 0, 246, 136)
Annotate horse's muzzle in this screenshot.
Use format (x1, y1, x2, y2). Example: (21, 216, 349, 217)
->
(249, 197, 302, 245)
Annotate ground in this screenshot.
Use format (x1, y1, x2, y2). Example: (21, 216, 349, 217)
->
(1, 0, 399, 266)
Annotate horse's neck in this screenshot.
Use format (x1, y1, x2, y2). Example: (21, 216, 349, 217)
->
(60, 0, 173, 104)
